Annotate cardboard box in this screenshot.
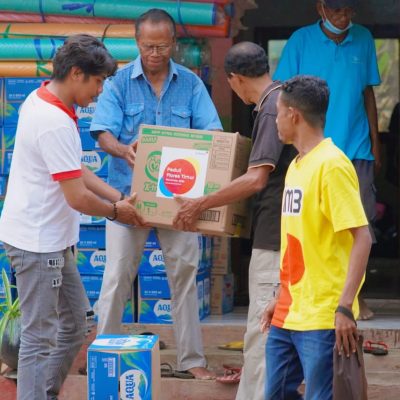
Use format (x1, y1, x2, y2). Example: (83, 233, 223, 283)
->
(79, 127, 100, 151)
(78, 226, 105, 249)
(139, 274, 170, 299)
(81, 150, 108, 177)
(132, 125, 251, 237)
(2, 151, 13, 175)
(87, 334, 160, 400)
(0, 248, 11, 274)
(76, 249, 106, 275)
(210, 273, 234, 315)
(0, 175, 7, 197)
(138, 249, 166, 275)
(75, 101, 97, 128)
(144, 229, 159, 249)
(90, 297, 134, 323)
(0, 271, 11, 297)
(138, 298, 173, 324)
(211, 237, 232, 275)
(79, 213, 106, 226)
(2, 126, 15, 150)
(4, 77, 46, 101)
(80, 274, 103, 299)
(203, 271, 211, 317)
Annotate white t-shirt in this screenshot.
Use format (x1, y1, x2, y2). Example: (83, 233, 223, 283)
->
(0, 83, 82, 253)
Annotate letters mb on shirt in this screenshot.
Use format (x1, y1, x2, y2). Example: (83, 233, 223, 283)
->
(282, 188, 303, 215)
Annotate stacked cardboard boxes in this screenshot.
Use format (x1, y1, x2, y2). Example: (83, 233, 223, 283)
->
(210, 237, 234, 314)
(137, 231, 212, 324)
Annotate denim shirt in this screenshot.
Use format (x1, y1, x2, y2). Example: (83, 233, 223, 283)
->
(90, 57, 222, 194)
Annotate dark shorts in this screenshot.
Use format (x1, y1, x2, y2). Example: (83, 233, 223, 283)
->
(352, 159, 376, 242)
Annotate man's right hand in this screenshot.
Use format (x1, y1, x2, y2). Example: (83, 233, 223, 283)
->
(123, 140, 138, 168)
(115, 193, 147, 226)
(260, 298, 277, 333)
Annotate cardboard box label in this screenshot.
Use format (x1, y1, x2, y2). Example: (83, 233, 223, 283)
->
(133, 125, 251, 237)
(138, 299, 172, 324)
(157, 147, 209, 199)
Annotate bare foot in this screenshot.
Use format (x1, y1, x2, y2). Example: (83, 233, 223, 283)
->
(358, 295, 374, 320)
(187, 366, 216, 380)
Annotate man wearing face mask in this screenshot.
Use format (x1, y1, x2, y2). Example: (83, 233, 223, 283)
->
(274, 0, 380, 320)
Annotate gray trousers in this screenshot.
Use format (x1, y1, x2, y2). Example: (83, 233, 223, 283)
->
(4, 244, 89, 400)
(236, 249, 280, 400)
(97, 221, 206, 371)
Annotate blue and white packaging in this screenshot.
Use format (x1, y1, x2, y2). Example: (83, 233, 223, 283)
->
(90, 298, 134, 323)
(80, 274, 103, 299)
(139, 274, 169, 299)
(138, 298, 172, 324)
(2, 126, 15, 150)
(138, 249, 165, 275)
(0, 175, 7, 196)
(2, 151, 13, 175)
(88, 334, 160, 400)
(3, 102, 21, 127)
(81, 150, 108, 177)
(79, 213, 106, 226)
(76, 101, 97, 128)
(79, 126, 100, 150)
(4, 77, 46, 101)
(76, 249, 106, 275)
(144, 229, 159, 249)
(78, 226, 105, 249)
(0, 271, 11, 297)
(197, 275, 204, 320)
(202, 271, 210, 317)
(0, 249, 11, 274)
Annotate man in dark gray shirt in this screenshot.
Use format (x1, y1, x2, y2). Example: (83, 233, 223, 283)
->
(173, 42, 297, 400)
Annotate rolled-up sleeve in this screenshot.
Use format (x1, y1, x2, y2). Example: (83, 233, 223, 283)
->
(90, 78, 124, 140)
(191, 77, 223, 130)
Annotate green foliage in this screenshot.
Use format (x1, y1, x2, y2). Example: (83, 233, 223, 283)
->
(0, 269, 20, 346)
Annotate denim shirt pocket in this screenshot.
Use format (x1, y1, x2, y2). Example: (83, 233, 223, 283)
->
(171, 106, 192, 128)
(122, 103, 145, 141)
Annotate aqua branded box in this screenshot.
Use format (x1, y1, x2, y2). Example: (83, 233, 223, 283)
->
(79, 127, 100, 151)
(78, 226, 105, 249)
(88, 334, 160, 400)
(138, 249, 166, 275)
(2, 151, 12, 175)
(76, 249, 106, 275)
(2, 125, 16, 150)
(90, 298, 134, 324)
(138, 299, 173, 324)
(81, 150, 108, 177)
(80, 214, 106, 226)
(75, 101, 97, 128)
(0, 248, 11, 274)
(80, 274, 103, 299)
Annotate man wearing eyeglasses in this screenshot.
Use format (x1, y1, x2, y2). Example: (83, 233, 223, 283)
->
(90, 8, 222, 379)
(274, 0, 380, 320)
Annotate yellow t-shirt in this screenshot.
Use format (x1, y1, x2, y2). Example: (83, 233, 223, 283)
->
(272, 139, 368, 331)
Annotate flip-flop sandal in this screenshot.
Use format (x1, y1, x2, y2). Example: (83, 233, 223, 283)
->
(161, 363, 174, 378)
(216, 369, 241, 384)
(140, 331, 166, 350)
(217, 341, 244, 351)
(363, 340, 388, 356)
(173, 370, 195, 379)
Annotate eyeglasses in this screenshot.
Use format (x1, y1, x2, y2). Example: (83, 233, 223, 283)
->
(139, 44, 172, 55)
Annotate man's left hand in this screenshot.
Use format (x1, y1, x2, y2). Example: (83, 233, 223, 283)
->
(173, 196, 203, 231)
(335, 311, 358, 357)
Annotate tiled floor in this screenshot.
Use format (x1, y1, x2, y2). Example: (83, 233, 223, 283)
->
(202, 299, 400, 329)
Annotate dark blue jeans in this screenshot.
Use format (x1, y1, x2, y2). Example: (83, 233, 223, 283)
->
(265, 326, 335, 400)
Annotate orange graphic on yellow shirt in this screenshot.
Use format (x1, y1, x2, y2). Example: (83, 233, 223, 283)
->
(272, 234, 305, 327)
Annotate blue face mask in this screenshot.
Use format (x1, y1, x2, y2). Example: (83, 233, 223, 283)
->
(322, 6, 353, 35)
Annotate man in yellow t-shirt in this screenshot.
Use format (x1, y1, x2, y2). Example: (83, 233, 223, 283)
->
(261, 75, 372, 400)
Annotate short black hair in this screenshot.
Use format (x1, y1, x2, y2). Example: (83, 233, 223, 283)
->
(224, 42, 269, 78)
(52, 34, 117, 81)
(280, 75, 330, 128)
(135, 8, 176, 39)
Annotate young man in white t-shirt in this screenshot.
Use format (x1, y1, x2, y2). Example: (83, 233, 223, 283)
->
(0, 35, 146, 400)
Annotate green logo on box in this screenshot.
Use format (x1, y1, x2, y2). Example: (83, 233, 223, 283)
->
(145, 151, 161, 182)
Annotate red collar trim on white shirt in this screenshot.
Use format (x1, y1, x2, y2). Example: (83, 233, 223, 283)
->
(37, 81, 78, 126)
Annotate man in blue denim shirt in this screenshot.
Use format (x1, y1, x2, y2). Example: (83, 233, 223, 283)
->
(90, 9, 222, 379)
